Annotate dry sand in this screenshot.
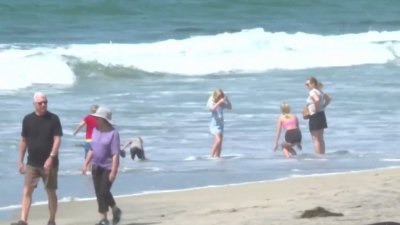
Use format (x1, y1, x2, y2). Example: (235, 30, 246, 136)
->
(6, 168, 400, 225)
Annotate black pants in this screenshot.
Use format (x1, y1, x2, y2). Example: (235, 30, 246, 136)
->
(92, 166, 116, 213)
(130, 147, 146, 160)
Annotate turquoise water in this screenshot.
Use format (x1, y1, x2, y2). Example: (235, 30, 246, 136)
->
(1, 0, 400, 44)
(0, 0, 400, 221)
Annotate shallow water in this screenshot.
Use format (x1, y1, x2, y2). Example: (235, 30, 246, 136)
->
(1, 0, 400, 220)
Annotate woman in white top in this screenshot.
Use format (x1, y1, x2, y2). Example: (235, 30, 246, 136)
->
(305, 77, 331, 155)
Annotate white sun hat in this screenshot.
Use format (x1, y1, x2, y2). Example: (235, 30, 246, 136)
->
(91, 106, 113, 124)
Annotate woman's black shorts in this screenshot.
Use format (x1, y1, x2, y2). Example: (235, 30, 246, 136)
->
(309, 111, 328, 132)
(285, 128, 302, 144)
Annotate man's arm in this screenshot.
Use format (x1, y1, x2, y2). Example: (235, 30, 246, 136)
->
(50, 135, 61, 157)
(18, 137, 28, 174)
(44, 135, 61, 171)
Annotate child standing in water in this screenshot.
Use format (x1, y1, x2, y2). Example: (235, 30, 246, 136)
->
(273, 103, 302, 158)
(73, 104, 98, 159)
(207, 89, 232, 158)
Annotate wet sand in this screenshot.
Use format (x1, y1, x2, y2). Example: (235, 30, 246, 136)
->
(6, 168, 400, 225)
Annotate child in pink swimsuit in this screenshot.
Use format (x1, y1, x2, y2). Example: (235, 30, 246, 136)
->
(273, 103, 302, 158)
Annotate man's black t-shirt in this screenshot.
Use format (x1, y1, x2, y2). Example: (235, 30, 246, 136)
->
(21, 111, 63, 167)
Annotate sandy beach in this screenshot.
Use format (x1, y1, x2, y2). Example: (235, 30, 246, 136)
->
(6, 168, 400, 225)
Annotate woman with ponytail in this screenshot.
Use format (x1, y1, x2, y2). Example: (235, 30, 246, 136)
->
(304, 76, 331, 155)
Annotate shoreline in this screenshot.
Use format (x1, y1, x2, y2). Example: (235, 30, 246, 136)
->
(2, 166, 397, 210)
(4, 167, 400, 225)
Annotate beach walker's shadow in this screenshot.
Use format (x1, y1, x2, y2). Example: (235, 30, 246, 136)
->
(368, 222, 400, 225)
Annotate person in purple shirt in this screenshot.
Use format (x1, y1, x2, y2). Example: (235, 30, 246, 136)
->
(82, 107, 122, 225)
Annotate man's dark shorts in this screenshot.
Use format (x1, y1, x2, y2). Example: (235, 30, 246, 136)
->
(25, 164, 58, 190)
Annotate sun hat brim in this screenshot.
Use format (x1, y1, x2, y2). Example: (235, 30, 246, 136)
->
(91, 107, 113, 125)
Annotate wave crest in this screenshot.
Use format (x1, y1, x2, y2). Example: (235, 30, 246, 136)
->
(1, 28, 400, 90)
(0, 48, 75, 90)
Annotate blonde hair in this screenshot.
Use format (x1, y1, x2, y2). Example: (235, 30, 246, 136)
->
(212, 89, 225, 103)
(134, 136, 143, 149)
(308, 76, 324, 90)
(317, 81, 324, 90)
(135, 136, 143, 144)
(91, 104, 99, 113)
(280, 102, 290, 115)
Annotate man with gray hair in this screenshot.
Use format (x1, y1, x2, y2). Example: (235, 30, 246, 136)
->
(12, 92, 63, 225)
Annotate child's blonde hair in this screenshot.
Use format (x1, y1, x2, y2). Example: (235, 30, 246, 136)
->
(280, 102, 290, 115)
(135, 136, 143, 144)
(212, 89, 225, 103)
(91, 104, 99, 113)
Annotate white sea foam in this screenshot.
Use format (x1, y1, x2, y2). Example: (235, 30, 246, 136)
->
(1, 28, 400, 90)
(381, 158, 400, 162)
(0, 49, 75, 90)
(59, 28, 400, 75)
(0, 197, 97, 212)
(184, 154, 243, 161)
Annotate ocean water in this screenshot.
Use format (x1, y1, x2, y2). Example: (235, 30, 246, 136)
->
(1, 0, 400, 220)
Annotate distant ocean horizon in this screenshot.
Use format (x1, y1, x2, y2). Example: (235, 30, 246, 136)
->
(1, 0, 399, 221)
